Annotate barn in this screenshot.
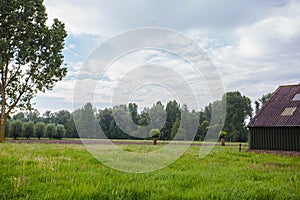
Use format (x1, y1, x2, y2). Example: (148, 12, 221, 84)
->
(248, 84, 300, 151)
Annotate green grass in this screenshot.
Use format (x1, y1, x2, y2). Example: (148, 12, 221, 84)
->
(0, 142, 300, 200)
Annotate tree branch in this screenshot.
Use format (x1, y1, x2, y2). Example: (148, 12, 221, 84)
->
(5, 74, 32, 116)
(5, 63, 22, 88)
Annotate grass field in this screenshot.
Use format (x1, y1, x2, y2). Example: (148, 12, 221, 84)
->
(0, 142, 300, 199)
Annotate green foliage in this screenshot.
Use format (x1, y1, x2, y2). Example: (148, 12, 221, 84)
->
(74, 103, 99, 138)
(255, 92, 273, 114)
(0, 0, 67, 112)
(205, 91, 252, 142)
(54, 124, 65, 139)
(0, 0, 67, 142)
(45, 123, 56, 139)
(171, 117, 180, 139)
(0, 143, 300, 199)
(162, 100, 181, 140)
(197, 120, 209, 141)
(35, 122, 46, 139)
(150, 129, 161, 138)
(23, 121, 35, 139)
(219, 131, 228, 138)
(9, 120, 23, 139)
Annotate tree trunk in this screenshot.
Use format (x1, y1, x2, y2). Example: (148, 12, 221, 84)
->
(221, 137, 225, 146)
(0, 102, 6, 142)
(153, 137, 158, 145)
(0, 120, 5, 142)
(0, 79, 6, 142)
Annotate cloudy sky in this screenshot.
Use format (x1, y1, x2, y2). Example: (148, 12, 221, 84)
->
(34, 0, 300, 113)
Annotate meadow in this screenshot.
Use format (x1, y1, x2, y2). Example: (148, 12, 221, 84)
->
(0, 141, 300, 200)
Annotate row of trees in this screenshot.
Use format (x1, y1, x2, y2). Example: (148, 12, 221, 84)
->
(6, 91, 258, 142)
(5, 121, 65, 140)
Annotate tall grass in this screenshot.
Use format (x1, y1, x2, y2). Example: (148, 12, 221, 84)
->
(0, 142, 299, 199)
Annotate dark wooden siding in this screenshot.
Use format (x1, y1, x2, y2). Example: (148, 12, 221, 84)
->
(249, 127, 300, 151)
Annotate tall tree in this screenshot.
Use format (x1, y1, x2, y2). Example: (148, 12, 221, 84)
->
(223, 91, 252, 142)
(0, 0, 67, 142)
(74, 103, 99, 138)
(162, 100, 180, 140)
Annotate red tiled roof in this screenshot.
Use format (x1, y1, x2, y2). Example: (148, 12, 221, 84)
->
(248, 84, 300, 127)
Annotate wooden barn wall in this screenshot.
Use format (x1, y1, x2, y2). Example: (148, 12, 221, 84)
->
(249, 127, 300, 151)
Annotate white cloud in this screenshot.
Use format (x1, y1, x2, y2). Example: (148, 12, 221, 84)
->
(34, 0, 300, 112)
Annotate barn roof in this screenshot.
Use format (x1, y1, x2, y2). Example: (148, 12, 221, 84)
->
(248, 84, 300, 127)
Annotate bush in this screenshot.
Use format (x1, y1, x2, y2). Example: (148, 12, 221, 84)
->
(45, 124, 56, 139)
(23, 121, 35, 140)
(54, 124, 65, 139)
(150, 129, 161, 138)
(10, 120, 23, 139)
(35, 122, 46, 139)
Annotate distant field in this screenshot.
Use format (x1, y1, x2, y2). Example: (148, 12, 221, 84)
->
(0, 142, 299, 199)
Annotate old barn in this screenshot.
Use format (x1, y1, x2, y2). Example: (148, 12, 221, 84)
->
(248, 84, 300, 151)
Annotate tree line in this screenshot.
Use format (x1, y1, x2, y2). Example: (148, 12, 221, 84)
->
(5, 91, 259, 142)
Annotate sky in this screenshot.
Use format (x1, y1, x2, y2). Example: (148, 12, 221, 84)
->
(33, 0, 300, 113)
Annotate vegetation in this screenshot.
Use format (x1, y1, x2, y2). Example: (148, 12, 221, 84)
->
(9, 120, 23, 140)
(255, 92, 274, 114)
(4, 91, 258, 142)
(45, 124, 57, 139)
(23, 122, 35, 140)
(0, 143, 299, 199)
(34, 122, 46, 139)
(150, 128, 161, 145)
(0, 0, 68, 142)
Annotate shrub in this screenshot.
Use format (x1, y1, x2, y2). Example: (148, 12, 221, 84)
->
(10, 120, 24, 139)
(45, 124, 56, 139)
(35, 122, 46, 139)
(150, 129, 161, 138)
(54, 124, 65, 139)
(23, 121, 35, 140)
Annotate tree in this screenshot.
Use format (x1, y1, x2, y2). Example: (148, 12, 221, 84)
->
(42, 110, 52, 123)
(197, 120, 209, 141)
(0, 0, 67, 142)
(255, 92, 273, 114)
(12, 112, 26, 122)
(162, 100, 180, 140)
(204, 91, 252, 142)
(171, 117, 180, 139)
(35, 122, 45, 139)
(23, 121, 34, 140)
(150, 129, 161, 145)
(219, 131, 227, 146)
(149, 101, 166, 135)
(45, 123, 56, 139)
(51, 110, 71, 125)
(54, 124, 65, 139)
(128, 103, 139, 124)
(26, 110, 41, 123)
(223, 91, 252, 142)
(9, 120, 23, 139)
(74, 103, 99, 138)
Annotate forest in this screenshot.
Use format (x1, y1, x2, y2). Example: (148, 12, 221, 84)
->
(4, 91, 269, 142)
